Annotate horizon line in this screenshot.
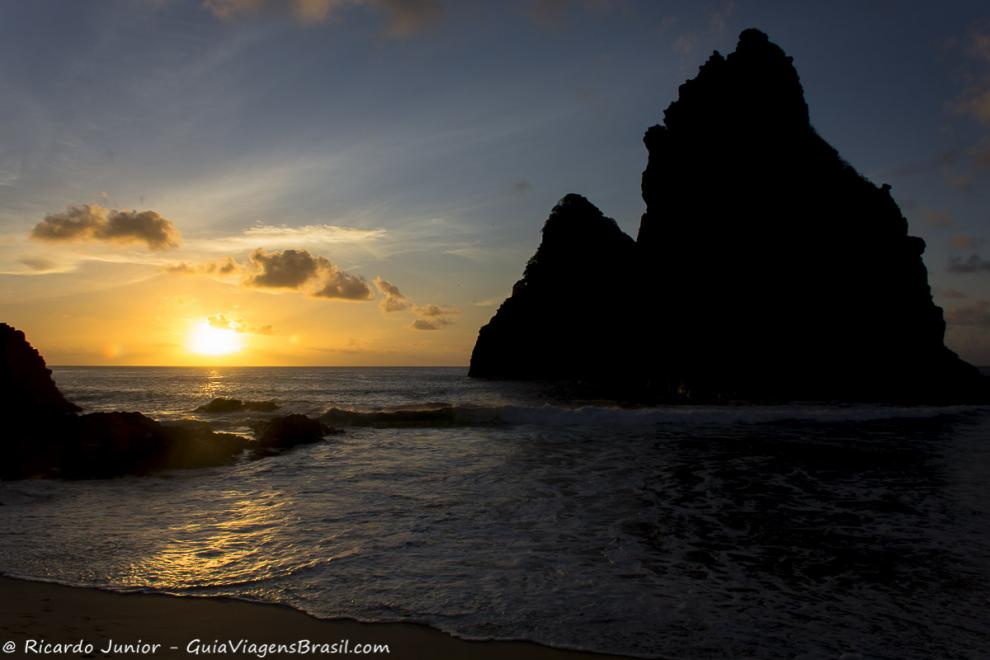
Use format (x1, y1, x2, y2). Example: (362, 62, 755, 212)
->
(50, 364, 471, 369)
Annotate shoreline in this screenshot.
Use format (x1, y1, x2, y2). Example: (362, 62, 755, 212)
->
(0, 575, 641, 660)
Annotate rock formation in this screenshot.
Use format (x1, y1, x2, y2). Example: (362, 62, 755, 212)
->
(1, 323, 331, 479)
(195, 397, 279, 413)
(1, 323, 79, 419)
(252, 414, 335, 457)
(469, 193, 640, 382)
(470, 30, 986, 402)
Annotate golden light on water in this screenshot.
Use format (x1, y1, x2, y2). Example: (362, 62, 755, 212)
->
(188, 321, 244, 356)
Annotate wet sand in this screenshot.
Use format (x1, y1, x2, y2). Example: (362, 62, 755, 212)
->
(0, 576, 637, 659)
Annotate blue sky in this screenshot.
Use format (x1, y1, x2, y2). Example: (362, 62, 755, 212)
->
(1, 0, 988, 364)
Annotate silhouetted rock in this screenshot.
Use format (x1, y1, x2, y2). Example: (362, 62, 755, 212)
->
(1, 323, 79, 419)
(251, 414, 336, 457)
(470, 30, 987, 402)
(0, 323, 249, 479)
(195, 397, 279, 413)
(469, 194, 640, 381)
(61, 413, 247, 479)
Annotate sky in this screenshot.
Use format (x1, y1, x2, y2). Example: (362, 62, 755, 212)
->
(1, 0, 989, 366)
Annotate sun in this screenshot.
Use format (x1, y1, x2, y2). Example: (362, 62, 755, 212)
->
(188, 321, 244, 356)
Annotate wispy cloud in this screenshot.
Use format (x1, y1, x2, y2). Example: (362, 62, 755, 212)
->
(182, 224, 387, 258)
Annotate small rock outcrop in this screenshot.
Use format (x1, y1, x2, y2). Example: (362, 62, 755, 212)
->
(252, 414, 335, 457)
(469, 194, 640, 381)
(1, 323, 249, 479)
(470, 30, 986, 402)
(195, 398, 279, 413)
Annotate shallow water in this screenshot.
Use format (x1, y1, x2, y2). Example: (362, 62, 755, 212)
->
(1, 367, 988, 658)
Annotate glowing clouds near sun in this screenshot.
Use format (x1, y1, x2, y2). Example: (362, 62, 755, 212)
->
(188, 321, 245, 356)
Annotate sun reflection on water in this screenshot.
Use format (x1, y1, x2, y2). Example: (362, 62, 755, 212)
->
(195, 369, 227, 400)
(122, 489, 319, 590)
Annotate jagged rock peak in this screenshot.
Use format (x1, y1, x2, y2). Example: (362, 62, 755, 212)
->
(468, 194, 638, 380)
(0, 322, 80, 417)
(522, 193, 634, 283)
(660, 27, 808, 137)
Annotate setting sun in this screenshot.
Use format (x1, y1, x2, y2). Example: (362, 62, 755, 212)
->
(188, 321, 244, 356)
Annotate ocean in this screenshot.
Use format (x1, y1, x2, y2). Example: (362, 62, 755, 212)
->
(1, 367, 988, 659)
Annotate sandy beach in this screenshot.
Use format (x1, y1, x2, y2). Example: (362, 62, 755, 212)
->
(0, 576, 635, 660)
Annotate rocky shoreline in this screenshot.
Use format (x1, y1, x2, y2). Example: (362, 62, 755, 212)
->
(1, 323, 333, 480)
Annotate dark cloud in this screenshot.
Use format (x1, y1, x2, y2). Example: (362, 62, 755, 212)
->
(374, 276, 409, 311)
(313, 265, 373, 300)
(31, 204, 181, 250)
(247, 248, 321, 288)
(202, 0, 443, 34)
(946, 301, 990, 326)
(410, 303, 457, 330)
(169, 247, 375, 302)
(246, 248, 372, 300)
(948, 254, 990, 273)
(949, 234, 986, 250)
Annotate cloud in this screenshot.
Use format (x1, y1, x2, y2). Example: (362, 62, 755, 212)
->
(202, 0, 443, 34)
(183, 223, 386, 257)
(939, 288, 968, 300)
(950, 24, 990, 123)
(163, 256, 242, 275)
(18, 257, 57, 271)
(241, 224, 386, 243)
(247, 248, 323, 288)
(410, 303, 456, 330)
(950, 235, 986, 250)
(246, 248, 373, 300)
(208, 314, 273, 335)
(374, 276, 409, 311)
(946, 301, 990, 326)
(948, 254, 990, 273)
(31, 204, 181, 250)
(312, 265, 374, 300)
(921, 208, 954, 228)
(167, 248, 373, 300)
(377, 0, 443, 36)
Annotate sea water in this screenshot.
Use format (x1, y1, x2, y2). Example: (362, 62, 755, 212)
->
(0, 367, 988, 659)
